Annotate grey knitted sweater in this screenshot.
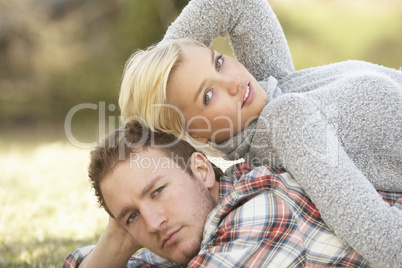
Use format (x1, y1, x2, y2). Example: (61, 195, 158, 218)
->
(163, 0, 402, 267)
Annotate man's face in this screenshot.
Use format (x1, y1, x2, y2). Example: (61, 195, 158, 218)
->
(101, 148, 217, 264)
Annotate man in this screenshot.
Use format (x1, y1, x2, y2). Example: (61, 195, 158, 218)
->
(63, 121, 402, 268)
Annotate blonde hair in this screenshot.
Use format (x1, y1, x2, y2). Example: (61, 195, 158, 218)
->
(119, 39, 224, 157)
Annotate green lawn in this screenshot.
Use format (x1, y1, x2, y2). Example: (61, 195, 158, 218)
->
(0, 141, 108, 267)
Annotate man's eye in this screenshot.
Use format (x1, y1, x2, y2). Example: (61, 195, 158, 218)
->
(128, 212, 139, 224)
(215, 55, 223, 70)
(153, 186, 165, 197)
(204, 90, 213, 105)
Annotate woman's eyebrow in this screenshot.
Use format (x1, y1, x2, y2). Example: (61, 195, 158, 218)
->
(210, 48, 215, 65)
(194, 49, 215, 102)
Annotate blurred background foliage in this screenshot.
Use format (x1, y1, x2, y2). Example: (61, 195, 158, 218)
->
(0, 0, 401, 143)
(0, 0, 401, 267)
(0, 0, 190, 142)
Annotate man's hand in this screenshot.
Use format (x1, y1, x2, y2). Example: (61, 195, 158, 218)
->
(79, 216, 143, 268)
(104, 216, 142, 252)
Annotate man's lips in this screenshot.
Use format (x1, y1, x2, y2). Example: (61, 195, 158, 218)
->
(161, 228, 182, 248)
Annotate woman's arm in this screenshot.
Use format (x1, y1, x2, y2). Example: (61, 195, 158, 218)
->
(256, 94, 402, 268)
(163, 0, 294, 81)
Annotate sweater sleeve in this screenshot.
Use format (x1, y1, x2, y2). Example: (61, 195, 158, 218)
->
(163, 0, 294, 81)
(255, 94, 402, 268)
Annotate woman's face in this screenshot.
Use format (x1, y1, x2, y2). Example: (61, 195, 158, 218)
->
(166, 45, 267, 144)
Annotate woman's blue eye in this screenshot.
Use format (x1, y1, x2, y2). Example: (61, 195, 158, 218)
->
(128, 212, 138, 224)
(204, 90, 213, 104)
(215, 55, 223, 70)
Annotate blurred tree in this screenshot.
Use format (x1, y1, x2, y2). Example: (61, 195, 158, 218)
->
(0, 0, 188, 129)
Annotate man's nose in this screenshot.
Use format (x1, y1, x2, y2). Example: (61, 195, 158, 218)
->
(222, 75, 241, 96)
(143, 207, 167, 233)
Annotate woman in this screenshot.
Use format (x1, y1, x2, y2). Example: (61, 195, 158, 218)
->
(119, 0, 402, 267)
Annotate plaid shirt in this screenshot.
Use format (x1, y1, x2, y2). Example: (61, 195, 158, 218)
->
(63, 163, 402, 268)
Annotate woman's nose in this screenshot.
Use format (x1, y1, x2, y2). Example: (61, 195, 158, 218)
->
(222, 75, 241, 96)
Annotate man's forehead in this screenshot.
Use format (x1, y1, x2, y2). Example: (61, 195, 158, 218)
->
(102, 147, 182, 195)
(127, 151, 182, 172)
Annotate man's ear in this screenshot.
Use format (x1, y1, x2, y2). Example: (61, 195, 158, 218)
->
(189, 152, 216, 189)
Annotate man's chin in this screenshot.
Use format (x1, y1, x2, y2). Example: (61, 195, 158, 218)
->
(162, 240, 201, 265)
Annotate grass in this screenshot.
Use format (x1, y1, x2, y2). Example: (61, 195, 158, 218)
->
(0, 140, 108, 267)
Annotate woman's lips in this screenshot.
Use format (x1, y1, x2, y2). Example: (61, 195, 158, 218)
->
(242, 82, 254, 108)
